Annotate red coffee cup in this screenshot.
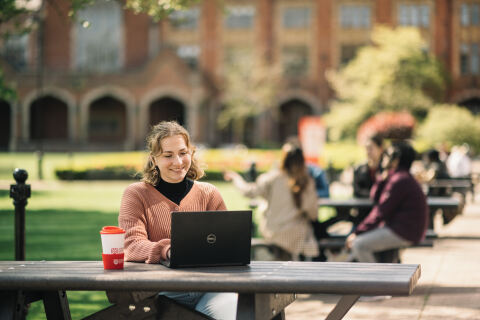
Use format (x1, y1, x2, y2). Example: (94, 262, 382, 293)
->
(100, 226, 125, 270)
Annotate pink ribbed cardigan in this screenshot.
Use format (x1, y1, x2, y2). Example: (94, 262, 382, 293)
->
(118, 181, 227, 264)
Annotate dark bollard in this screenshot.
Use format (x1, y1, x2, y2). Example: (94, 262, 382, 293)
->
(245, 162, 258, 182)
(9, 168, 31, 261)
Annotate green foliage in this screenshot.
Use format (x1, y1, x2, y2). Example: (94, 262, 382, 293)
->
(322, 141, 364, 168)
(417, 105, 480, 153)
(55, 165, 141, 180)
(125, 0, 201, 21)
(326, 26, 447, 141)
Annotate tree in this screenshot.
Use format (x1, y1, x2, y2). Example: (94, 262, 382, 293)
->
(417, 105, 480, 153)
(325, 26, 447, 141)
(218, 52, 282, 144)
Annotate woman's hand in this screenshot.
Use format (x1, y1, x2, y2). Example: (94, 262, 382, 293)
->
(345, 233, 356, 249)
(223, 170, 242, 182)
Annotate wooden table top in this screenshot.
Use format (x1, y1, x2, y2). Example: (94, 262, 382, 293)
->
(0, 260, 420, 296)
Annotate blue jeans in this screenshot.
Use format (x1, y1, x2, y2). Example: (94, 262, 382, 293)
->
(159, 291, 238, 320)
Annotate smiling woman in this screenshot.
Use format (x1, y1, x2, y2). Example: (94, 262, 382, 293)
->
(153, 135, 192, 183)
(118, 121, 238, 320)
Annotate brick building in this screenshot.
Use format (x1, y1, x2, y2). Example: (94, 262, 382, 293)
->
(0, 0, 479, 151)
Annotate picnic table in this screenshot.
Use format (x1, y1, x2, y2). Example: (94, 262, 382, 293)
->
(318, 196, 460, 231)
(0, 260, 420, 320)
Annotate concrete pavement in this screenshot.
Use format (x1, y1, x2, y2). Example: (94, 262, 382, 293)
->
(285, 193, 480, 320)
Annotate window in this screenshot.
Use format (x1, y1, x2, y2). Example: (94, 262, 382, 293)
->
(225, 5, 255, 29)
(282, 7, 311, 29)
(1, 34, 28, 71)
(472, 4, 480, 25)
(176, 45, 200, 69)
(340, 5, 371, 29)
(398, 4, 430, 27)
(74, 0, 123, 73)
(340, 44, 362, 65)
(461, 4, 470, 26)
(282, 46, 308, 76)
(170, 8, 200, 30)
(460, 43, 480, 75)
(472, 43, 479, 75)
(460, 43, 470, 75)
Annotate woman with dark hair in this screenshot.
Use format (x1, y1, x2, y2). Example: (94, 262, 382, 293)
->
(420, 149, 450, 196)
(224, 142, 320, 260)
(119, 121, 237, 320)
(353, 134, 385, 198)
(350, 134, 385, 226)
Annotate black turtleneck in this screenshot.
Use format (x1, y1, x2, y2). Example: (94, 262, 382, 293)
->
(155, 177, 194, 205)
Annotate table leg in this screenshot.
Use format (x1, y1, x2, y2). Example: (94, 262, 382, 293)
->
(0, 290, 28, 320)
(42, 290, 72, 320)
(325, 295, 359, 320)
(237, 293, 296, 320)
(429, 207, 438, 229)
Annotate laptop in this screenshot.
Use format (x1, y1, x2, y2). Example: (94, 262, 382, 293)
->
(163, 210, 252, 268)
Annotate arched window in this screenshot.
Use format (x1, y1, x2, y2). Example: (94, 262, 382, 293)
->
(459, 97, 480, 114)
(30, 96, 68, 140)
(0, 100, 11, 150)
(278, 99, 312, 143)
(88, 96, 126, 142)
(149, 97, 185, 127)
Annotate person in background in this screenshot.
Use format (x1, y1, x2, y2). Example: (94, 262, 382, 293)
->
(118, 121, 237, 320)
(446, 144, 472, 179)
(224, 142, 321, 261)
(346, 140, 428, 263)
(308, 164, 330, 198)
(351, 135, 385, 225)
(353, 135, 385, 198)
(420, 149, 450, 197)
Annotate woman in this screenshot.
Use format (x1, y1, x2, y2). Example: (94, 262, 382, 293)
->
(224, 142, 319, 260)
(350, 135, 385, 226)
(118, 121, 237, 320)
(353, 135, 384, 198)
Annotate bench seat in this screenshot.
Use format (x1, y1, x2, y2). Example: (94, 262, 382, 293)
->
(251, 235, 434, 262)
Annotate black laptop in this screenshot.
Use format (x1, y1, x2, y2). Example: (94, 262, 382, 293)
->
(163, 210, 252, 268)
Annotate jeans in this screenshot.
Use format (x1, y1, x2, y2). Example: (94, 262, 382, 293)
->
(159, 291, 238, 320)
(351, 226, 412, 263)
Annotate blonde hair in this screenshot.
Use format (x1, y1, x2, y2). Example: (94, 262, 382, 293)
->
(281, 142, 310, 209)
(142, 121, 204, 185)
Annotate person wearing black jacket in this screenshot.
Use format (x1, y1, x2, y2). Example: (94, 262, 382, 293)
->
(352, 135, 384, 225)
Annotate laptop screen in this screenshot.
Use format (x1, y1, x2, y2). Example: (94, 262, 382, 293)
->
(168, 210, 252, 268)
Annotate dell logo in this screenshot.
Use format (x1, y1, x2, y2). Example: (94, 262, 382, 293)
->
(206, 233, 216, 244)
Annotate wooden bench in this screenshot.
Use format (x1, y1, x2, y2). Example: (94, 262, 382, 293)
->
(251, 235, 434, 263)
(318, 197, 460, 231)
(0, 260, 421, 320)
(427, 177, 476, 199)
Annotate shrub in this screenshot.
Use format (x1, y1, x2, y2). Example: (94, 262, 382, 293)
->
(357, 111, 416, 144)
(55, 166, 140, 180)
(417, 104, 480, 154)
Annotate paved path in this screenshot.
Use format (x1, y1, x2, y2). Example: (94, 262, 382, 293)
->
(286, 194, 480, 320)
